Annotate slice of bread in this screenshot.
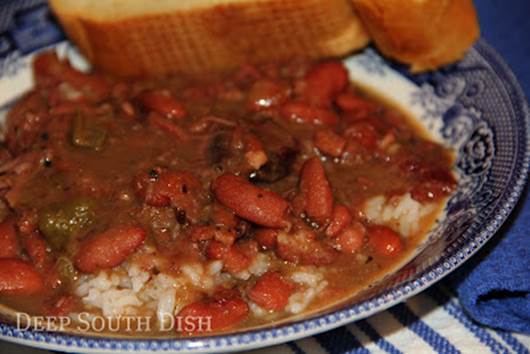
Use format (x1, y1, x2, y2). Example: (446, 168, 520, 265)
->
(351, 0, 480, 72)
(49, 0, 370, 77)
(50, 0, 480, 76)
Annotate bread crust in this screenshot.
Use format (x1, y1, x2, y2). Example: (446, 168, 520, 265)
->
(50, 0, 480, 76)
(351, 0, 480, 72)
(50, 0, 369, 77)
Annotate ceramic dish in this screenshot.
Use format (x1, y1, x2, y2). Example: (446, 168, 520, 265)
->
(0, 3, 528, 354)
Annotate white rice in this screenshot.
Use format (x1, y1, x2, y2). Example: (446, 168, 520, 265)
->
(180, 260, 224, 290)
(76, 271, 143, 317)
(140, 273, 181, 328)
(286, 267, 328, 314)
(248, 301, 269, 318)
(127, 263, 150, 292)
(72, 246, 281, 329)
(76, 259, 226, 328)
(363, 193, 436, 237)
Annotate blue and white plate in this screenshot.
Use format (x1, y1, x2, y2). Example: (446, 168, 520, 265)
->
(0, 2, 528, 353)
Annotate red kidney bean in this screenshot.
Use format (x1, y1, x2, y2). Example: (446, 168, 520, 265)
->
(75, 226, 146, 273)
(299, 157, 334, 223)
(206, 240, 251, 273)
(314, 130, 346, 157)
(325, 204, 352, 238)
(254, 228, 279, 250)
(344, 121, 379, 149)
(248, 272, 294, 311)
(334, 222, 366, 254)
(302, 61, 349, 107)
(281, 101, 339, 126)
(33, 52, 64, 85)
(206, 240, 228, 260)
(368, 225, 404, 257)
(237, 239, 259, 257)
(20, 231, 53, 271)
(177, 289, 249, 333)
(247, 79, 289, 111)
(0, 219, 20, 259)
(212, 174, 289, 228)
(0, 259, 44, 295)
(16, 212, 56, 274)
(147, 113, 189, 140)
(223, 247, 252, 273)
(139, 90, 187, 120)
(34, 53, 110, 103)
(336, 92, 378, 118)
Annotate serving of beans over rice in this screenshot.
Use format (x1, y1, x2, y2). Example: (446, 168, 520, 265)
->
(0, 53, 455, 334)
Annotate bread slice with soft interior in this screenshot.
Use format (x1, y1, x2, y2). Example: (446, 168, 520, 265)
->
(351, 0, 480, 72)
(49, 0, 370, 77)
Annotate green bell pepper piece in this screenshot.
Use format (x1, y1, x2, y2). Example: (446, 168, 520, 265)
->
(38, 198, 97, 249)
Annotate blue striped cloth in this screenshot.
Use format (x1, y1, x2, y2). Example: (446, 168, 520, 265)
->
(252, 285, 530, 354)
(450, 187, 530, 334)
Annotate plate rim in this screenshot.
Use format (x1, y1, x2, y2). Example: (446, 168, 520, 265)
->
(0, 38, 528, 353)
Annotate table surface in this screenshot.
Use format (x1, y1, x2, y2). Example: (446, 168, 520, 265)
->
(0, 0, 529, 353)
